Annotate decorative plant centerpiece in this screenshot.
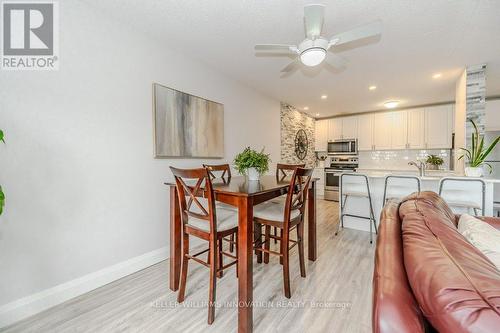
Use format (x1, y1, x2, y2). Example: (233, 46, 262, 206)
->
(459, 119, 500, 177)
(0, 129, 4, 215)
(425, 154, 444, 170)
(234, 147, 270, 181)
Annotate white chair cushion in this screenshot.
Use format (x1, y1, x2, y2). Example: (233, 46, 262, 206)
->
(458, 214, 500, 270)
(184, 197, 238, 232)
(253, 201, 300, 222)
(216, 201, 237, 211)
(270, 195, 286, 204)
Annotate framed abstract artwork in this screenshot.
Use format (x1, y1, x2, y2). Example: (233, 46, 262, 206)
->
(153, 83, 224, 158)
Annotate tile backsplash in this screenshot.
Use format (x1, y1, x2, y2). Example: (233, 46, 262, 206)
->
(358, 149, 451, 170)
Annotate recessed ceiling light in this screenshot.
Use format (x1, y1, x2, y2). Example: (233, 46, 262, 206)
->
(432, 73, 442, 79)
(315, 113, 320, 116)
(321, 95, 328, 99)
(303, 106, 309, 111)
(369, 85, 377, 90)
(384, 101, 399, 109)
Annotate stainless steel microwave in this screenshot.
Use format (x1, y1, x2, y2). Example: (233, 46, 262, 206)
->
(327, 139, 357, 155)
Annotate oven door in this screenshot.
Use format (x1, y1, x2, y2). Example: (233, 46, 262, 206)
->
(324, 169, 341, 201)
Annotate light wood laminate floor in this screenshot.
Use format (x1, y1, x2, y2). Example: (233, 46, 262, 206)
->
(3, 200, 375, 333)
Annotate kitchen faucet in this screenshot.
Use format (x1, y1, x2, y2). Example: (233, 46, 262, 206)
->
(408, 161, 426, 177)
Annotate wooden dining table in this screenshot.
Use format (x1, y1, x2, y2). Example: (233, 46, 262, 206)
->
(166, 175, 318, 333)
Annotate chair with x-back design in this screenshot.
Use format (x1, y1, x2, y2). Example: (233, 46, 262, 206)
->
(268, 163, 306, 245)
(203, 163, 238, 253)
(170, 166, 238, 325)
(253, 167, 313, 298)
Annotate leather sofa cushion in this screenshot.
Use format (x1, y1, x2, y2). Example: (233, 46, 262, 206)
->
(399, 192, 500, 333)
(373, 200, 426, 333)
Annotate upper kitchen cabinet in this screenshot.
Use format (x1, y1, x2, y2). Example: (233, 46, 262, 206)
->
(342, 116, 358, 139)
(327, 116, 358, 141)
(425, 105, 453, 149)
(315, 119, 328, 151)
(391, 111, 408, 149)
(373, 112, 393, 150)
(357, 114, 374, 151)
(327, 118, 342, 141)
(407, 108, 425, 149)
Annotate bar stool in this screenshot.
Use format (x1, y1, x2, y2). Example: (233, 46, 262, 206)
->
(253, 167, 313, 298)
(335, 173, 378, 243)
(438, 177, 485, 216)
(382, 175, 421, 204)
(203, 164, 237, 252)
(265, 163, 306, 245)
(170, 166, 238, 324)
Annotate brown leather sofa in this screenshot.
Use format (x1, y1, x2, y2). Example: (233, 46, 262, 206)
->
(373, 191, 500, 333)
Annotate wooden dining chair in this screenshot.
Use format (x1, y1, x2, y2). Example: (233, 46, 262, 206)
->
(203, 163, 232, 180)
(170, 166, 238, 325)
(271, 163, 306, 244)
(253, 167, 313, 298)
(203, 163, 237, 253)
(276, 163, 306, 181)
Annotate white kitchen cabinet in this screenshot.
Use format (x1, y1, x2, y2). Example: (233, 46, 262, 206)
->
(342, 116, 358, 139)
(407, 108, 425, 149)
(391, 111, 408, 149)
(425, 105, 453, 149)
(486, 99, 500, 131)
(313, 168, 325, 198)
(373, 112, 392, 150)
(314, 119, 328, 151)
(328, 118, 343, 141)
(357, 114, 374, 151)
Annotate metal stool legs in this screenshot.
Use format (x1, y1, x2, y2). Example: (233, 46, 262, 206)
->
(382, 175, 421, 205)
(335, 173, 378, 244)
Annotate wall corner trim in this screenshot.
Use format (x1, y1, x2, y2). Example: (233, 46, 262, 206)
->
(0, 247, 169, 329)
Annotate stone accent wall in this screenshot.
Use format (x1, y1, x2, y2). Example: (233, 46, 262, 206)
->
(466, 64, 487, 141)
(280, 103, 316, 168)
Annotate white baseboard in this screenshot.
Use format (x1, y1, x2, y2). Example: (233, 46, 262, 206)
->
(0, 246, 169, 329)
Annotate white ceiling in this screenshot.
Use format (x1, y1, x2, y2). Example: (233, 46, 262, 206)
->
(82, 0, 500, 117)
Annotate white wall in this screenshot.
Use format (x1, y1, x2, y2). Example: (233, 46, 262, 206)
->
(0, 0, 280, 325)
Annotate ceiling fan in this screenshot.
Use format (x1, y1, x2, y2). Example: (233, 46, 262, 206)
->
(255, 4, 382, 72)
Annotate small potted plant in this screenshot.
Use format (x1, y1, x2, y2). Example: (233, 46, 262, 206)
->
(234, 147, 270, 181)
(459, 119, 500, 177)
(425, 154, 444, 170)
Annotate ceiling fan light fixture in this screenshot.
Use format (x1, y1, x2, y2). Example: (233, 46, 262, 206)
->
(384, 100, 400, 109)
(300, 47, 326, 67)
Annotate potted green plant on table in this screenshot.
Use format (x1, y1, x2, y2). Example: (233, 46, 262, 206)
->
(425, 154, 444, 170)
(234, 147, 270, 181)
(459, 119, 500, 177)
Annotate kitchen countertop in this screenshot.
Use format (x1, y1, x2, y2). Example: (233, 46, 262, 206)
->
(353, 168, 500, 183)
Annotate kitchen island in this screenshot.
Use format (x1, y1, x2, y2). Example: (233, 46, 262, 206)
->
(339, 169, 500, 232)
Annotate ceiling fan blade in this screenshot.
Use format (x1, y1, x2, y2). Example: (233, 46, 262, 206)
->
(304, 4, 325, 38)
(326, 53, 348, 69)
(255, 44, 298, 53)
(329, 20, 382, 47)
(281, 59, 299, 73)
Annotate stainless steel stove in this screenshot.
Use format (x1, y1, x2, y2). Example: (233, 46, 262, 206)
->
(324, 155, 359, 201)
